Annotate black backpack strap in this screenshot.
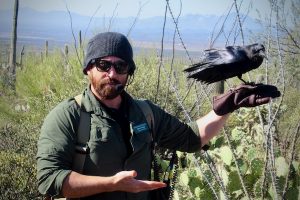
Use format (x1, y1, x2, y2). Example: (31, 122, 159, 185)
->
(135, 100, 160, 180)
(135, 99, 179, 200)
(72, 94, 91, 173)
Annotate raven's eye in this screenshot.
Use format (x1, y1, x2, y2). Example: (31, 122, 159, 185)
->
(254, 48, 264, 54)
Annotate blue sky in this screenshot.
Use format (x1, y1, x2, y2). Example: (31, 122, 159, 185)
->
(1, 0, 273, 19)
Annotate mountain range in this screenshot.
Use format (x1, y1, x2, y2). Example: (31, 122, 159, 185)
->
(0, 8, 264, 51)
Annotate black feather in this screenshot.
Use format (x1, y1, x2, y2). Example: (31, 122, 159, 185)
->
(184, 43, 266, 84)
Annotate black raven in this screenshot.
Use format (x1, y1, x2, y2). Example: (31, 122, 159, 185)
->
(184, 43, 266, 84)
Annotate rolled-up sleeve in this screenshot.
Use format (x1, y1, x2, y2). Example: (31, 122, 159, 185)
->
(36, 99, 79, 197)
(147, 101, 201, 153)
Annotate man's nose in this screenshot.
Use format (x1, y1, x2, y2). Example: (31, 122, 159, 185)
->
(106, 66, 117, 77)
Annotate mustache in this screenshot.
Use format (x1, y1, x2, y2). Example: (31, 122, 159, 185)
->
(102, 78, 121, 85)
(101, 78, 124, 92)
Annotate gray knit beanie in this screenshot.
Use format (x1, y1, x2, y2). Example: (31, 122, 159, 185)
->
(83, 32, 136, 75)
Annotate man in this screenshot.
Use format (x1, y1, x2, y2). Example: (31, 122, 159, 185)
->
(36, 32, 280, 199)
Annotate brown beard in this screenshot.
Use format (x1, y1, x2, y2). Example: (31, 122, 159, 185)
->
(90, 75, 123, 100)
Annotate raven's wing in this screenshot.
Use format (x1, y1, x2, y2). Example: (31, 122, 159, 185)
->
(184, 47, 246, 84)
(207, 46, 250, 64)
(185, 63, 232, 84)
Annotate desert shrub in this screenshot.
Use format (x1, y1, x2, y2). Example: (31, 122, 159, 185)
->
(0, 47, 299, 199)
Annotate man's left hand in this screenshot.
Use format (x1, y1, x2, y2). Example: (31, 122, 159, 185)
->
(213, 83, 281, 116)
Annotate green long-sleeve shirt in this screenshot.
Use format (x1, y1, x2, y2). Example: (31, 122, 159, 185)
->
(36, 87, 201, 199)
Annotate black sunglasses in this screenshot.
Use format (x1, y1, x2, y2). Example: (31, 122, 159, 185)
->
(92, 59, 130, 74)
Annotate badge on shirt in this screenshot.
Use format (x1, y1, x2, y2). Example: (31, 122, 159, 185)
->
(132, 123, 149, 134)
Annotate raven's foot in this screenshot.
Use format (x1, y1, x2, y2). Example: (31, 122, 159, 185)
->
(238, 77, 255, 85)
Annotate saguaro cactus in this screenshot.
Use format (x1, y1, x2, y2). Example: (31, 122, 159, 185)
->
(215, 80, 224, 94)
(8, 0, 19, 88)
(45, 40, 48, 57)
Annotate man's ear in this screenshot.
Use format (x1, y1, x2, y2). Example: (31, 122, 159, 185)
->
(126, 74, 134, 86)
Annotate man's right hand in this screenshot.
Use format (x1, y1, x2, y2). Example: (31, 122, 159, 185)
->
(112, 170, 166, 193)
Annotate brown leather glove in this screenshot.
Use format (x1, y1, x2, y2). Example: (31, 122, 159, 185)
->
(213, 83, 281, 116)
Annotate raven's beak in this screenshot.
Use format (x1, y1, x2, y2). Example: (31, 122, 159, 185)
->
(259, 50, 268, 60)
